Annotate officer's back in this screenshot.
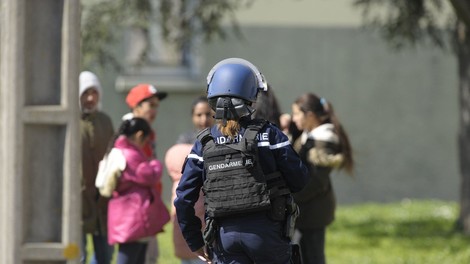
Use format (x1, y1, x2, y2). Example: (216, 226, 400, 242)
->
(174, 58, 309, 264)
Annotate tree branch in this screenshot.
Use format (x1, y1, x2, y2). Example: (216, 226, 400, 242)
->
(448, 0, 470, 28)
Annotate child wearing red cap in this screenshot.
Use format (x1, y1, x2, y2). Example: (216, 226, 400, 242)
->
(124, 84, 167, 158)
(123, 83, 168, 264)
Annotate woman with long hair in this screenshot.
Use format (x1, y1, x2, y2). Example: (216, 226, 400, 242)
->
(291, 93, 354, 264)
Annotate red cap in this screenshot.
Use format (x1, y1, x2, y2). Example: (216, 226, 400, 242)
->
(126, 84, 168, 108)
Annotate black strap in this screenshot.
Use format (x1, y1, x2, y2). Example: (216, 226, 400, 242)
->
(197, 127, 215, 148)
(265, 171, 290, 198)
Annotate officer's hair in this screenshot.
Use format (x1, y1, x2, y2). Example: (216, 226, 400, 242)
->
(217, 120, 240, 139)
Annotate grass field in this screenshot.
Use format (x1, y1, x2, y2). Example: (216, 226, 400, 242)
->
(87, 200, 470, 264)
(326, 200, 470, 264)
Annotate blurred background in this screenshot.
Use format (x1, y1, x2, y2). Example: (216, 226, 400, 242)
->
(83, 0, 459, 205)
(2, 0, 469, 263)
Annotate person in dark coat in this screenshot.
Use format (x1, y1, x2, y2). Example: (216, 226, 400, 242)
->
(79, 71, 115, 264)
(291, 93, 354, 264)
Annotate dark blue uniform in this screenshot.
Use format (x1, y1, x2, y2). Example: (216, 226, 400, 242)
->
(174, 123, 309, 264)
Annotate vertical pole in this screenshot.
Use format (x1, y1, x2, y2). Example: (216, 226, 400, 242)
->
(62, 0, 81, 262)
(0, 0, 25, 263)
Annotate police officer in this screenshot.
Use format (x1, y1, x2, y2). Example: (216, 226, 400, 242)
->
(174, 58, 310, 264)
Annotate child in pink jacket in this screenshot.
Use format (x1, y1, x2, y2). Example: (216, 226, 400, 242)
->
(107, 117, 170, 264)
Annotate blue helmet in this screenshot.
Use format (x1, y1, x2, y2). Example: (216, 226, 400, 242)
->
(207, 58, 267, 102)
(206, 58, 268, 123)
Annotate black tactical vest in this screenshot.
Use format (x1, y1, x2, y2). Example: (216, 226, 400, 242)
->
(198, 119, 290, 218)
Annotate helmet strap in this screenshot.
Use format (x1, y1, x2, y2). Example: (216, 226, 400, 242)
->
(222, 100, 229, 126)
(214, 97, 256, 125)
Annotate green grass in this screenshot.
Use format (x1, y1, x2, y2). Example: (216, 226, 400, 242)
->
(326, 199, 470, 264)
(157, 223, 179, 264)
(88, 200, 470, 264)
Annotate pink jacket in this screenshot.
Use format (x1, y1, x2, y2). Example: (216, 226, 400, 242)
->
(108, 136, 170, 244)
(165, 144, 205, 259)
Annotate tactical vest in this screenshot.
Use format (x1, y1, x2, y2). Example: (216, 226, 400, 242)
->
(197, 119, 290, 218)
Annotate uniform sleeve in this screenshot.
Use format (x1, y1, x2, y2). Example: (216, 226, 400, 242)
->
(269, 126, 310, 193)
(174, 141, 205, 251)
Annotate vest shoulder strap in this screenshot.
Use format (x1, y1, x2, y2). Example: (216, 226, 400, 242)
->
(233, 119, 267, 153)
(243, 119, 267, 141)
(197, 127, 214, 148)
